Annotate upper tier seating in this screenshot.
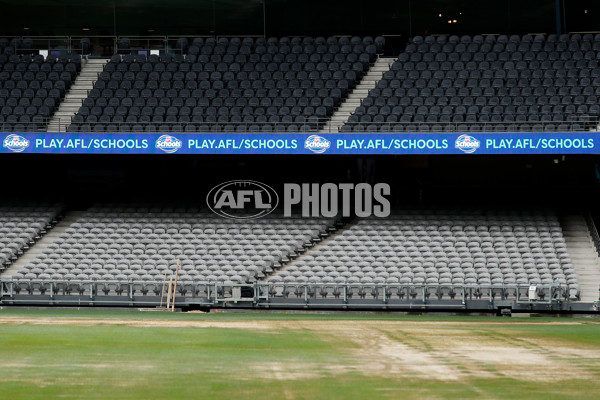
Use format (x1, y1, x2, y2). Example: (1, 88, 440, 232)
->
(270, 208, 578, 299)
(0, 204, 61, 269)
(67, 36, 383, 133)
(0, 38, 81, 132)
(342, 33, 600, 133)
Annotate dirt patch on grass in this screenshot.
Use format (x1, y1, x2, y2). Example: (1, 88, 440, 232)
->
(349, 329, 470, 380)
(294, 322, 600, 383)
(0, 317, 278, 329)
(250, 362, 326, 380)
(0, 316, 596, 329)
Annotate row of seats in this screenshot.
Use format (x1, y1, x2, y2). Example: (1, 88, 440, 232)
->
(168, 36, 386, 55)
(410, 33, 600, 45)
(68, 36, 383, 133)
(107, 54, 372, 71)
(342, 34, 600, 133)
(0, 37, 91, 56)
(0, 51, 81, 132)
(13, 207, 334, 286)
(399, 52, 600, 64)
(354, 103, 597, 117)
(67, 122, 320, 133)
(270, 208, 578, 299)
(340, 122, 589, 133)
(120, 36, 384, 58)
(4, 33, 600, 134)
(0, 205, 580, 301)
(367, 88, 600, 102)
(378, 76, 600, 90)
(0, 38, 39, 55)
(69, 92, 334, 131)
(0, 204, 61, 268)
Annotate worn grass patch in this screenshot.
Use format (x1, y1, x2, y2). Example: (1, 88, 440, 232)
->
(0, 310, 599, 399)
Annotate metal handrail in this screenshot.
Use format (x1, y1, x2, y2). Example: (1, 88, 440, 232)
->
(0, 279, 571, 304)
(584, 210, 600, 258)
(2, 118, 598, 134)
(331, 119, 599, 133)
(116, 36, 168, 53)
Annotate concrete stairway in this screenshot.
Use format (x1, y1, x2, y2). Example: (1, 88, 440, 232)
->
(319, 57, 396, 134)
(561, 213, 600, 302)
(1, 211, 85, 278)
(47, 59, 109, 133)
(267, 220, 355, 280)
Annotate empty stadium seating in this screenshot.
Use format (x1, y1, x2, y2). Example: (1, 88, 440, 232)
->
(270, 208, 578, 299)
(0, 38, 81, 132)
(67, 36, 383, 133)
(0, 204, 61, 269)
(4, 33, 600, 133)
(342, 33, 600, 132)
(12, 206, 336, 295)
(0, 204, 583, 303)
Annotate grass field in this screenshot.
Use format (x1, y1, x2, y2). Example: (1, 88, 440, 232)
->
(0, 310, 599, 399)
